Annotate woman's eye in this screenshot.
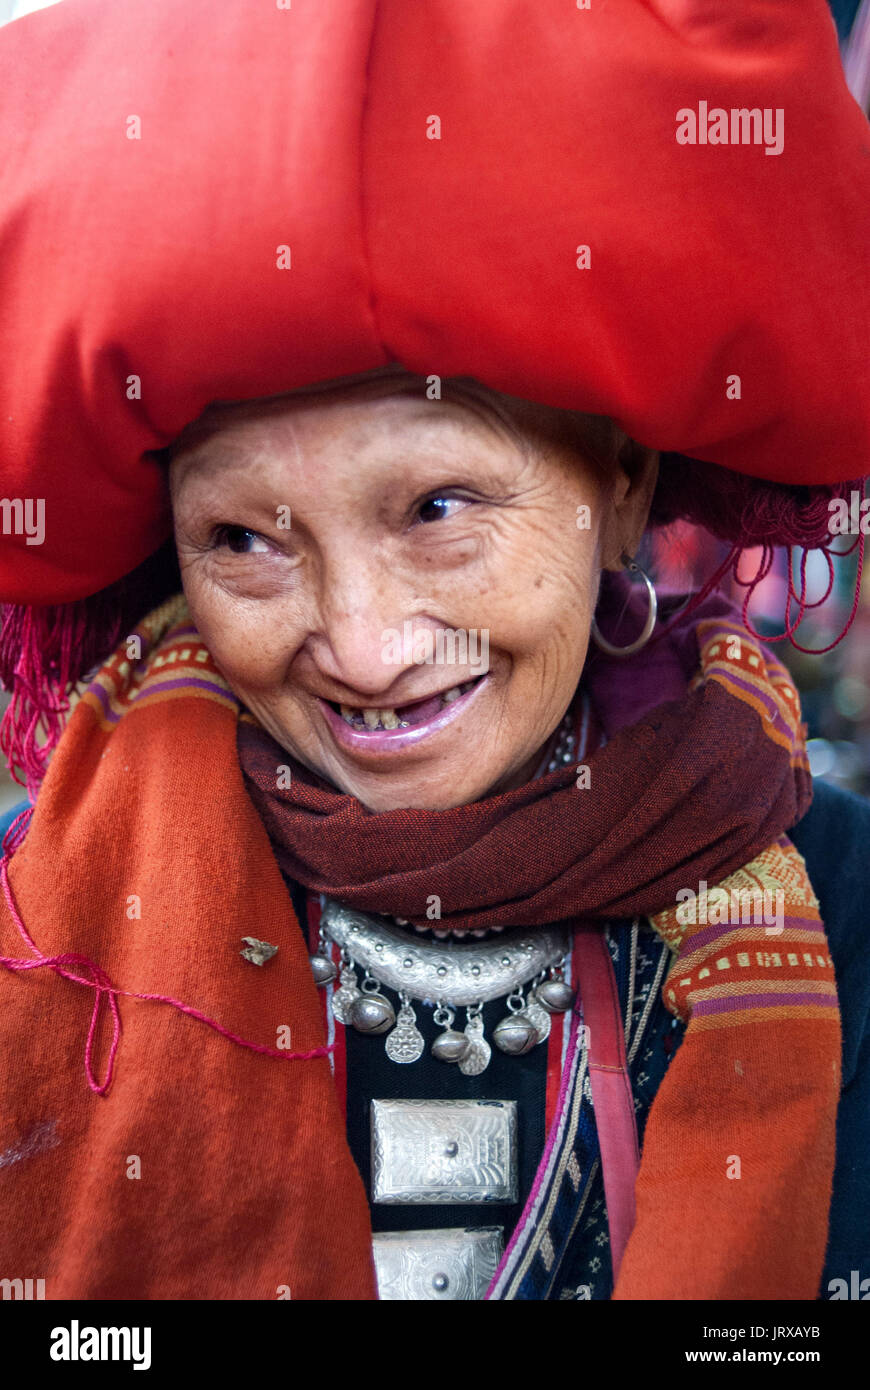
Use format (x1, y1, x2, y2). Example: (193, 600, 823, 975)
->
(214, 525, 271, 554)
(416, 495, 467, 524)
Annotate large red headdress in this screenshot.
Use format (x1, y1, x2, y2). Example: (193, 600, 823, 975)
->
(0, 0, 867, 607)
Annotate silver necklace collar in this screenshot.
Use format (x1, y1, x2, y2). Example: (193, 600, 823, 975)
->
(321, 899, 570, 1007)
(310, 898, 576, 1073)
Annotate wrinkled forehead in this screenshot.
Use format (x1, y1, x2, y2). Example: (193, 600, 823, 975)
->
(167, 367, 621, 476)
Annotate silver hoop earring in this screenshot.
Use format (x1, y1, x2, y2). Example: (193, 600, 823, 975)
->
(590, 552, 658, 658)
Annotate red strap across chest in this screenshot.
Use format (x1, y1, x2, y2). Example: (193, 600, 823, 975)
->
(572, 929, 641, 1279)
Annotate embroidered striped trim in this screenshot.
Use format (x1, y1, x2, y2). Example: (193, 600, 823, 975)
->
(486, 1007, 588, 1300)
(651, 835, 837, 1027)
(665, 950, 837, 1023)
(80, 597, 238, 728)
(488, 923, 671, 1301)
(627, 927, 670, 1067)
(675, 924, 826, 975)
(692, 619, 809, 769)
(690, 1003, 841, 1032)
(652, 839, 820, 955)
(552, 1161, 602, 1287)
(689, 977, 837, 1002)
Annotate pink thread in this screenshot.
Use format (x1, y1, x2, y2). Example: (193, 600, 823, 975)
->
(0, 810, 333, 1097)
(652, 471, 867, 654)
(0, 603, 108, 802)
(727, 530, 865, 655)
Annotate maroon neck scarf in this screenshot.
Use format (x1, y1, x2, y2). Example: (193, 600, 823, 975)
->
(239, 581, 812, 933)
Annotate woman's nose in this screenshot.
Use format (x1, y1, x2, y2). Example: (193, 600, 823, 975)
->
(313, 566, 424, 699)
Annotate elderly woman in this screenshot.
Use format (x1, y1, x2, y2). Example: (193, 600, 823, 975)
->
(0, 0, 868, 1303)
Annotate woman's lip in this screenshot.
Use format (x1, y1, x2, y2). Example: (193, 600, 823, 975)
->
(319, 675, 490, 756)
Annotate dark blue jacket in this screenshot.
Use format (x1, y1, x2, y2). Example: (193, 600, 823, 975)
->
(789, 780, 870, 1295)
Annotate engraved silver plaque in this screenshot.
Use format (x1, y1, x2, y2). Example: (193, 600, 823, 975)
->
(373, 1226, 504, 1300)
(371, 1098, 518, 1204)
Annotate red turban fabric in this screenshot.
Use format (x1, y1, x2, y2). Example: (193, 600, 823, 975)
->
(0, 0, 867, 605)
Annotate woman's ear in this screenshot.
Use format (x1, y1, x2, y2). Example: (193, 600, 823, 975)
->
(599, 440, 659, 571)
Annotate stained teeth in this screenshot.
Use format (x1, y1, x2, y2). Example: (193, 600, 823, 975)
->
(338, 680, 479, 731)
(338, 703, 403, 730)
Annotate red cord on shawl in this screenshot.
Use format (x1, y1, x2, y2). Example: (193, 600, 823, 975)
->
(0, 809, 332, 1096)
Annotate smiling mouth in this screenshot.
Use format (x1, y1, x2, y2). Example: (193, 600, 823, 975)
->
(326, 676, 484, 732)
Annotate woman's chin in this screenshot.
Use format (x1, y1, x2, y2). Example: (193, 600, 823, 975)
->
(323, 768, 494, 813)
(315, 748, 547, 811)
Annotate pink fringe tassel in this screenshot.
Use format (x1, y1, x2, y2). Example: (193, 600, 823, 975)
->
(0, 600, 122, 803)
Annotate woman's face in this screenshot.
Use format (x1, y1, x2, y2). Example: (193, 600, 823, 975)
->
(170, 379, 656, 811)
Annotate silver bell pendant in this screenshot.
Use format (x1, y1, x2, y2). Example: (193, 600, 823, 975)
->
(350, 974, 396, 1035)
(310, 954, 338, 987)
(534, 974, 575, 1015)
(493, 987, 540, 1056)
(431, 1003, 470, 1064)
(350, 992, 396, 1035)
(493, 1012, 539, 1055)
(310, 925, 338, 987)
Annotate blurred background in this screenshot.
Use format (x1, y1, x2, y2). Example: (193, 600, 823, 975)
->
(1, 0, 868, 815)
(649, 527, 870, 798)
